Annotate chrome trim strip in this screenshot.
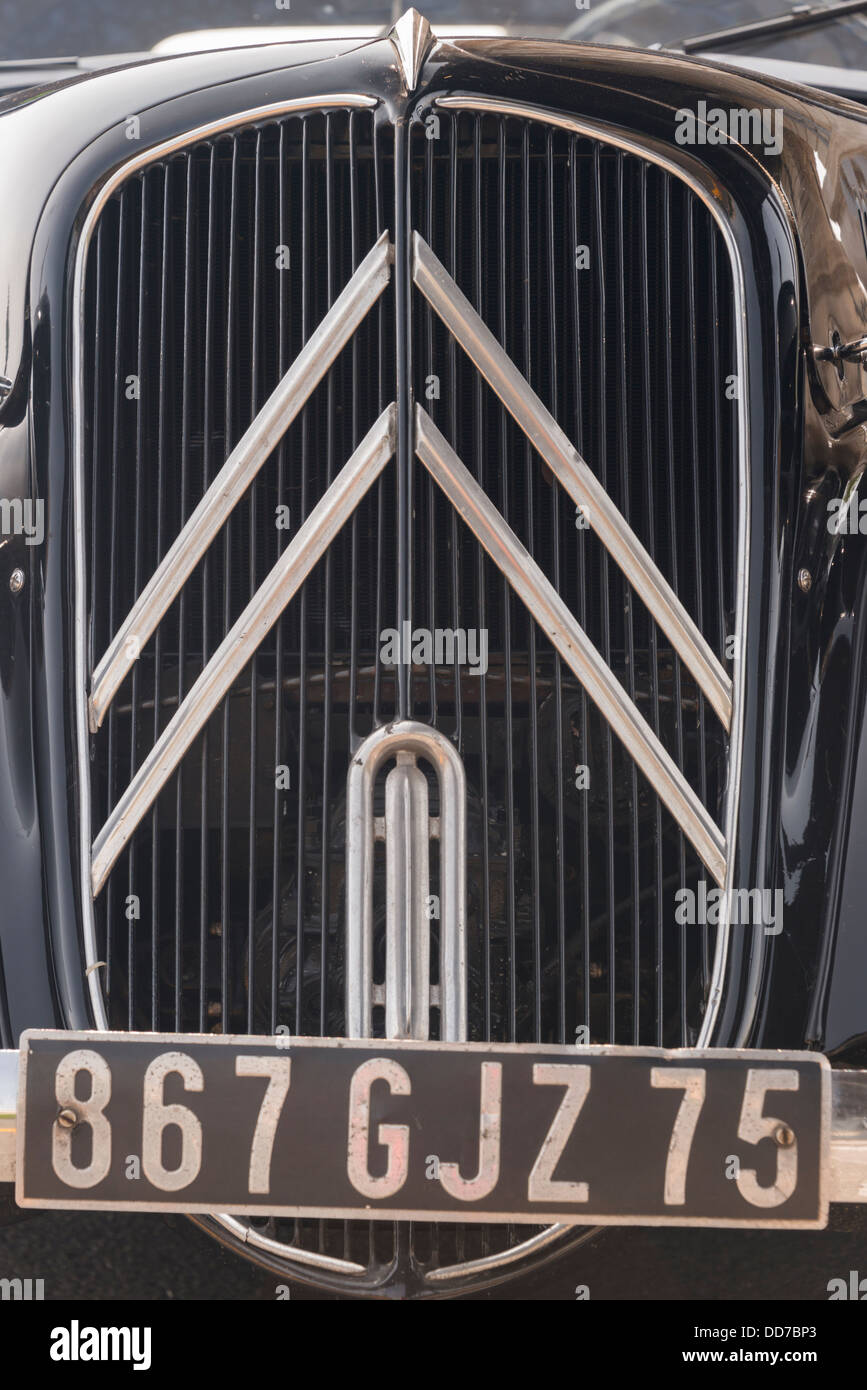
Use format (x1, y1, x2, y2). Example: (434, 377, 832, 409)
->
(434, 94, 752, 1052)
(412, 232, 732, 732)
(425, 1222, 577, 1283)
(346, 722, 467, 1040)
(385, 755, 432, 1040)
(208, 1213, 368, 1277)
(89, 230, 393, 732)
(73, 94, 381, 1030)
(91, 405, 397, 895)
(415, 406, 727, 886)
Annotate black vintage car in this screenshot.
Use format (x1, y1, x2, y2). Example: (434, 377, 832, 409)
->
(3, 0, 867, 1300)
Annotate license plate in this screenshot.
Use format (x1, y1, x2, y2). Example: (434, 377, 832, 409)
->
(15, 1031, 830, 1227)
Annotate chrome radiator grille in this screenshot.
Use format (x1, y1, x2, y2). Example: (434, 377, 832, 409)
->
(77, 98, 742, 1286)
(82, 107, 738, 1052)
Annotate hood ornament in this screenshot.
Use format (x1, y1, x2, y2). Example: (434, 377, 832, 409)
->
(390, 8, 435, 94)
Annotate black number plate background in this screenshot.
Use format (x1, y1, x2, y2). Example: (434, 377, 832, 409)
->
(16, 1032, 830, 1227)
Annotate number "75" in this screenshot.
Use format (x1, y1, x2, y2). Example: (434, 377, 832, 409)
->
(650, 1066, 799, 1207)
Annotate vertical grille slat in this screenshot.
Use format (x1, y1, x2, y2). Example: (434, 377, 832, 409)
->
(127, 175, 148, 1031)
(246, 130, 263, 1034)
(544, 128, 567, 1046)
(372, 121, 386, 730)
(199, 147, 216, 1035)
(568, 133, 592, 1042)
(269, 126, 287, 1036)
(349, 111, 363, 750)
(175, 153, 194, 1031)
(151, 163, 171, 1031)
(498, 120, 517, 1046)
(520, 121, 543, 1045)
(294, 117, 311, 1041)
(638, 161, 665, 1046)
(470, 114, 493, 1044)
(220, 138, 239, 1036)
(319, 111, 334, 1037)
(659, 170, 690, 1044)
(591, 140, 619, 1046)
(614, 152, 639, 1045)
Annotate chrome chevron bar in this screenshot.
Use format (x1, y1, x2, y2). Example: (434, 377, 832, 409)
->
(91, 404, 397, 895)
(411, 232, 732, 733)
(414, 406, 727, 886)
(88, 230, 394, 733)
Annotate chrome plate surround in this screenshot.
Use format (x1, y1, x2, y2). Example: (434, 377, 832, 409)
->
(16, 1032, 830, 1230)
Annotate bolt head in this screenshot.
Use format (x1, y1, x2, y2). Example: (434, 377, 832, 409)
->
(797, 568, 812, 594)
(774, 1122, 795, 1149)
(8, 568, 24, 595)
(56, 1107, 78, 1130)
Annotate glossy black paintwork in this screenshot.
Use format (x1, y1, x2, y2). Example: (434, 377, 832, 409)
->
(0, 388, 59, 1037)
(0, 32, 866, 1078)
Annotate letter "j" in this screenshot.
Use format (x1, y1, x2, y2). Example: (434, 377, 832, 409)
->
(439, 1062, 502, 1201)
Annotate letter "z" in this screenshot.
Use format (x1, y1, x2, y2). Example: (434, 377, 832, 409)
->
(528, 1063, 590, 1204)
